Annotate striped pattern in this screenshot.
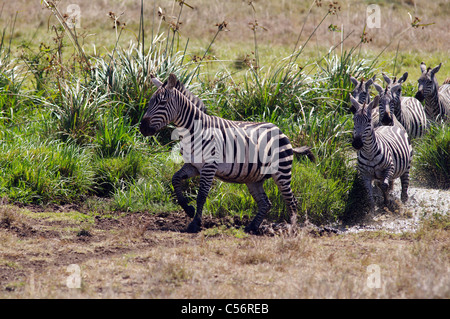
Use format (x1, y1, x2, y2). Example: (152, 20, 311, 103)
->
(350, 95, 413, 210)
(141, 74, 299, 233)
(151, 74, 207, 113)
(375, 80, 427, 140)
(415, 62, 450, 122)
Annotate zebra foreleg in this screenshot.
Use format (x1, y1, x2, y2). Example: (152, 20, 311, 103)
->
(362, 176, 375, 212)
(379, 168, 395, 206)
(186, 163, 217, 233)
(172, 163, 199, 218)
(245, 181, 272, 234)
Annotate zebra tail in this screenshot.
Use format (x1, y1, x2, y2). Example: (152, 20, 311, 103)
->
(292, 146, 316, 163)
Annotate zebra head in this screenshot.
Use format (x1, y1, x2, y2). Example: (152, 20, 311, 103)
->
(374, 81, 402, 126)
(350, 94, 380, 150)
(350, 75, 376, 104)
(139, 73, 178, 137)
(415, 62, 441, 102)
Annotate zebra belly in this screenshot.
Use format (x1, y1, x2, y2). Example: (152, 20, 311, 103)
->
(216, 162, 269, 183)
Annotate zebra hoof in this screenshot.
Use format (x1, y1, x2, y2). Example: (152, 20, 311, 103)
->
(244, 223, 259, 234)
(401, 192, 408, 203)
(186, 220, 201, 233)
(185, 205, 195, 218)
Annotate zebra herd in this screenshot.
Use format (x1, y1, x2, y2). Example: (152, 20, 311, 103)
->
(139, 62, 449, 234)
(349, 62, 450, 216)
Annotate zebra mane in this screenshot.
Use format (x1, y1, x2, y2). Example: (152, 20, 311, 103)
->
(163, 77, 207, 114)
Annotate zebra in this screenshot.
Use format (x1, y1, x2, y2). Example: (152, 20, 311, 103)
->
(415, 62, 450, 122)
(374, 73, 427, 140)
(140, 73, 304, 234)
(350, 95, 413, 211)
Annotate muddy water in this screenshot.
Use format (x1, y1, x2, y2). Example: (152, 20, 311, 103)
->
(342, 180, 449, 234)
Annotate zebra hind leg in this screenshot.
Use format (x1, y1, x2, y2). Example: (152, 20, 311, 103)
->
(272, 174, 299, 234)
(245, 182, 272, 234)
(172, 163, 199, 218)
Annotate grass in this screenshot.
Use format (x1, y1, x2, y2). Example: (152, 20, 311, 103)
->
(412, 122, 450, 189)
(0, 206, 448, 298)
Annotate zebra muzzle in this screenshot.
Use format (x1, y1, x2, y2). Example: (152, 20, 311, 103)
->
(352, 136, 363, 150)
(415, 90, 424, 102)
(139, 118, 158, 136)
(381, 112, 393, 126)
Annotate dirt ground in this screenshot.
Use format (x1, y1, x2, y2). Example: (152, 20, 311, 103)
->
(0, 200, 448, 299)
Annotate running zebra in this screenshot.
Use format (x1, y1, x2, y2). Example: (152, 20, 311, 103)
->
(415, 62, 450, 122)
(140, 73, 302, 233)
(374, 73, 427, 139)
(350, 95, 412, 211)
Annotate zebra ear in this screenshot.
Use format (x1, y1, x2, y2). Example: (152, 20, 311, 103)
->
(349, 95, 360, 114)
(420, 62, 427, 74)
(398, 72, 408, 84)
(150, 74, 164, 88)
(391, 83, 402, 94)
(350, 76, 358, 87)
(430, 63, 441, 77)
(365, 76, 375, 88)
(382, 73, 391, 85)
(374, 82, 383, 94)
(167, 73, 177, 90)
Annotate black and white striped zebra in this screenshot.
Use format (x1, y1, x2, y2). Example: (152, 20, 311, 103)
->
(140, 73, 302, 233)
(350, 95, 413, 211)
(374, 73, 427, 140)
(415, 62, 450, 122)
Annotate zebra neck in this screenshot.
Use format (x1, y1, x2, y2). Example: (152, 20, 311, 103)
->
(361, 127, 380, 158)
(392, 97, 402, 119)
(172, 89, 207, 132)
(424, 88, 440, 117)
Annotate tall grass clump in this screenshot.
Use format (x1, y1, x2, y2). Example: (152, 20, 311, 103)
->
(44, 81, 109, 144)
(412, 123, 450, 189)
(0, 138, 94, 204)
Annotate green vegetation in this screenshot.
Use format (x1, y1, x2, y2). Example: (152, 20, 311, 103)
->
(413, 122, 450, 189)
(0, 0, 448, 227)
